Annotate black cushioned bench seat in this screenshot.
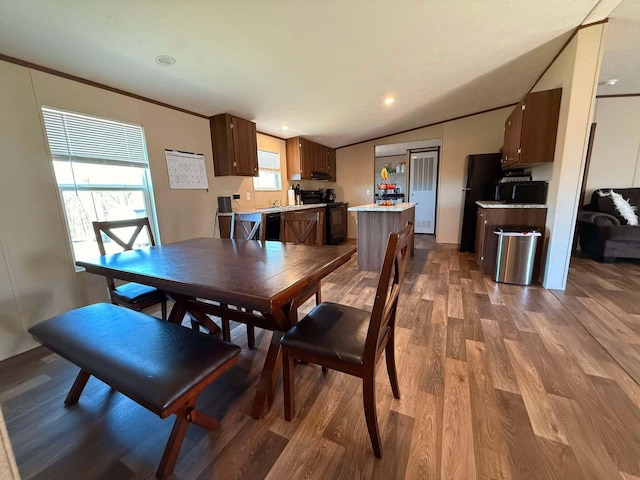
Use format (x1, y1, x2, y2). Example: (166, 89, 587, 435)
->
(28, 303, 240, 479)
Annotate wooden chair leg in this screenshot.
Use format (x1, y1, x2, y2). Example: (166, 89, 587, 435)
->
(221, 318, 231, 342)
(283, 347, 295, 421)
(321, 366, 328, 375)
(315, 280, 322, 305)
(64, 369, 91, 406)
(156, 403, 192, 480)
(363, 373, 382, 458)
(247, 324, 256, 349)
(385, 336, 400, 400)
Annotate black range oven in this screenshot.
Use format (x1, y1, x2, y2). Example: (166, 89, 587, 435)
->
(299, 190, 348, 245)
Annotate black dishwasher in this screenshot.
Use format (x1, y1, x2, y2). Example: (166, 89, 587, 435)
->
(265, 213, 281, 241)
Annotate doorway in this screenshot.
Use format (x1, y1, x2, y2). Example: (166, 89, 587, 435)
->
(409, 149, 439, 234)
(374, 139, 441, 235)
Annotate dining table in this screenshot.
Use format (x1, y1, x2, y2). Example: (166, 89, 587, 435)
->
(76, 237, 356, 419)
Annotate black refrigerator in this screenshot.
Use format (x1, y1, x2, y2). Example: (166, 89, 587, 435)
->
(459, 153, 503, 252)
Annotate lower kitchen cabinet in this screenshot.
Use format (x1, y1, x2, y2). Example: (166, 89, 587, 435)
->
(475, 206, 547, 282)
(218, 208, 326, 245)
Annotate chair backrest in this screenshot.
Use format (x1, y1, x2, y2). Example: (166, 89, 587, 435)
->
(280, 210, 323, 245)
(364, 222, 413, 365)
(230, 212, 266, 242)
(92, 218, 156, 291)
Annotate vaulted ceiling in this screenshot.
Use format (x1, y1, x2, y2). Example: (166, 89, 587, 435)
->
(0, 1, 627, 147)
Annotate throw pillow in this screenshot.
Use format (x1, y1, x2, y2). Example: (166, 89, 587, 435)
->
(598, 190, 639, 226)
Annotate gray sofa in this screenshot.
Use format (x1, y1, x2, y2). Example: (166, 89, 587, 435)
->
(577, 188, 640, 262)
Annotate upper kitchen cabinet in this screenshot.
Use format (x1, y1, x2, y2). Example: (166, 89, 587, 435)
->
(328, 147, 336, 182)
(286, 137, 336, 181)
(502, 88, 562, 170)
(210, 113, 258, 176)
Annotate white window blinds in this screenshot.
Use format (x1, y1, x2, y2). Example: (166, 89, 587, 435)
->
(258, 150, 280, 171)
(41, 108, 148, 167)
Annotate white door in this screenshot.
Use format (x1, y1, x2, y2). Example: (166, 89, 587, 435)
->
(409, 150, 438, 234)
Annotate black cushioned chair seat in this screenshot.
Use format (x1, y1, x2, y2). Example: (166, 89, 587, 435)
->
(281, 302, 370, 366)
(28, 303, 240, 416)
(113, 282, 163, 304)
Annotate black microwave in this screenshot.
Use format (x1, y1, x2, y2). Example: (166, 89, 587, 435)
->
(497, 181, 548, 204)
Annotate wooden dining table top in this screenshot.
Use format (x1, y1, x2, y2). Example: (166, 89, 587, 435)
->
(78, 237, 356, 419)
(77, 237, 357, 314)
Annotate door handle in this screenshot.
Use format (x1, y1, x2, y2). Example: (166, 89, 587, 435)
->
(462, 188, 471, 191)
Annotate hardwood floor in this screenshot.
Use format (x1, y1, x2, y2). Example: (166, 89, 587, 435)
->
(2, 235, 640, 479)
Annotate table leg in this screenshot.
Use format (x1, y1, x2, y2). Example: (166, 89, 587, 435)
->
(250, 330, 284, 419)
(167, 301, 187, 325)
(250, 296, 302, 419)
(167, 294, 221, 336)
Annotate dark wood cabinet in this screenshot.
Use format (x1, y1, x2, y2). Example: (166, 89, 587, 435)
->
(502, 88, 562, 170)
(475, 209, 487, 266)
(328, 148, 337, 182)
(475, 206, 547, 282)
(286, 137, 336, 181)
(210, 113, 258, 177)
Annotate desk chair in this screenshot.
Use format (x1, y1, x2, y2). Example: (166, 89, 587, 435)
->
(281, 222, 413, 457)
(222, 212, 267, 348)
(92, 218, 167, 320)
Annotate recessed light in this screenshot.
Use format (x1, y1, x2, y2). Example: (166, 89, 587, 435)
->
(385, 97, 395, 105)
(282, 125, 289, 131)
(599, 78, 618, 86)
(155, 55, 176, 66)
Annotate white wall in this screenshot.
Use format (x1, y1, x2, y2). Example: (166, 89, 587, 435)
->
(0, 59, 289, 361)
(530, 24, 606, 289)
(336, 108, 511, 243)
(585, 96, 640, 199)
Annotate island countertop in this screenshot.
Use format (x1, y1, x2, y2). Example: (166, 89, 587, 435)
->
(348, 202, 417, 212)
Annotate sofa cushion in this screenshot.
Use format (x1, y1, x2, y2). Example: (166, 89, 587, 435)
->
(596, 195, 626, 224)
(600, 225, 640, 242)
(593, 188, 640, 225)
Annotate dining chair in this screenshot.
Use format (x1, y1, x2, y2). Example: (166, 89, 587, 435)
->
(279, 209, 325, 313)
(279, 210, 324, 246)
(92, 218, 167, 321)
(223, 212, 266, 348)
(230, 212, 266, 242)
(281, 222, 413, 457)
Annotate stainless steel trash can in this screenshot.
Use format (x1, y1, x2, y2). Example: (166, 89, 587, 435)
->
(494, 227, 541, 285)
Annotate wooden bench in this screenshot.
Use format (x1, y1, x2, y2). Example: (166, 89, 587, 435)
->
(28, 303, 241, 479)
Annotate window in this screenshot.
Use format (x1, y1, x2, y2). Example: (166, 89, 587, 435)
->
(41, 107, 158, 262)
(253, 150, 282, 191)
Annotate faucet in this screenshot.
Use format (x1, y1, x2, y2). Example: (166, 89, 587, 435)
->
(272, 199, 281, 207)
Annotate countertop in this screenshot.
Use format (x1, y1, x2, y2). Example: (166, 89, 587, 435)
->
(218, 203, 328, 217)
(348, 202, 417, 212)
(476, 201, 547, 209)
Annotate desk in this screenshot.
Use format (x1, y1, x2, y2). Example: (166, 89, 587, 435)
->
(77, 237, 356, 418)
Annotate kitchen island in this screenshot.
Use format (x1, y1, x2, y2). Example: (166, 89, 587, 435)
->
(348, 203, 416, 271)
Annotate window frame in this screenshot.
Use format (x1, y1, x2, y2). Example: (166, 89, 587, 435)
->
(41, 107, 160, 268)
(252, 149, 283, 192)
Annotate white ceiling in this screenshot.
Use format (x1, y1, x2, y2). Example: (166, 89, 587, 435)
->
(0, 1, 623, 148)
(597, 0, 640, 95)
